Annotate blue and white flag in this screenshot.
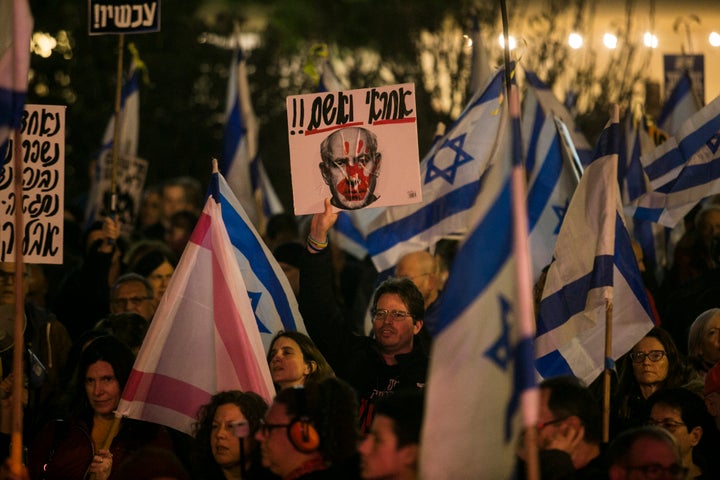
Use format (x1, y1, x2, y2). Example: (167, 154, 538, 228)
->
(364, 66, 507, 273)
(220, 50, 283, 232)
(658, 71, 701, 137)
(420, 83, 535, 479)
(629, 95, 720, 228)
(523, 71, 583, 280)
(213, 170, 306, 350)
(619, 115, 667, 279)
(642, 76, 702, 191)
(0, 0, 33, 165)
(536, 108, 654, 384)
(84, 53, 142, 231)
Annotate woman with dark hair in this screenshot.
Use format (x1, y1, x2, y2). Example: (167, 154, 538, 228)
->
(267, 332, 334, 391)
(27, 335, 173, 480)
(193, 391, 277, 480)
(255, 378, 360, 479)
(613, 327, 693, 435)
(128, 247, 177, 305)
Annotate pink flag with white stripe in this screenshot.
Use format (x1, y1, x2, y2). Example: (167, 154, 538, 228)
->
(117, 193, 275, 434)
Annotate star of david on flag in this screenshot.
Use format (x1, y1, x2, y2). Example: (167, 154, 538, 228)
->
(365, 65, 507, 273)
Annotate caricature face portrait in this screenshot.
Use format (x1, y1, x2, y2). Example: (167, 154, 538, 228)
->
(319, 127, 382, 210)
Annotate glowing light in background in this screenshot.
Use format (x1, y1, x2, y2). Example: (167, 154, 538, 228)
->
(498, 34, 516, 50)
(603, 33, 618, 49)
(568, 32, 583, 49)
(643, 32, 659, 48)
(710, 32, 720, 47)
(31, 32, 57, 58)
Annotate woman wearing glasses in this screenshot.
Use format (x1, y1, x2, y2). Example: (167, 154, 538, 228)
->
(192, 390, 278, 480)
(613, 327, 693, 436)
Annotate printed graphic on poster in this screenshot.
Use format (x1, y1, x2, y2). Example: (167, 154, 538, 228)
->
(286, 83, 422, 215)
(87, 152, 149, 239)
(664, 54, 705, 105)
(0, 105, 66, 264)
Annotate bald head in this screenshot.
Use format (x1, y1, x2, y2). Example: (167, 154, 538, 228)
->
(395, 251, 439, 308)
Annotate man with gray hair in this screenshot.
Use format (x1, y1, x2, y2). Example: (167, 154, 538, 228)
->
(109, 273, 157, 322)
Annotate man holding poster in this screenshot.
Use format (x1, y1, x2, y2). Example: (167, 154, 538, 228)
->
(319, 126, 382, 210)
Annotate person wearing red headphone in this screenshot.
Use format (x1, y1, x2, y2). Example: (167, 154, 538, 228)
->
(255, 378, 361, 479)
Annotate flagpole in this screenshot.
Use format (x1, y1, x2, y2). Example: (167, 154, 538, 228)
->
(9, 127, 25, 476)
(85, 416, 121, 480)
(602, 300, 613, 443)
(500, 0, 539, 479)
(9, 0, 28, 472)
(110, 34, 125, 217)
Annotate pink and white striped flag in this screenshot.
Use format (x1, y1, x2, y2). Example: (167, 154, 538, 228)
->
(117, 183, 275, 434)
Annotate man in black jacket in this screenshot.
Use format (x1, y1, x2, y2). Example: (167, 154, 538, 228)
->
(300, 199, 428, 433)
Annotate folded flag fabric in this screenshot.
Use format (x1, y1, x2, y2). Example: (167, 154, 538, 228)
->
(117, 170, 276, 434)
(536, 108, 655, 384)
(523, 71, 583, 280)
(221, 50, 283, 232)
(421, 84, 536, 479)
(365, 66, 508, 274)
(629, 95, 720, 227)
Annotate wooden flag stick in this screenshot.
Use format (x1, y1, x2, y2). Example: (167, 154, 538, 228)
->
(9, 126, 26, 475)
(110, 33, 125, 215)
(602, 299, 614, 443)
(85, 416, 121, 480)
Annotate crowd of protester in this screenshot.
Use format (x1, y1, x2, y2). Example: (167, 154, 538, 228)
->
(2, 174, 720, 480)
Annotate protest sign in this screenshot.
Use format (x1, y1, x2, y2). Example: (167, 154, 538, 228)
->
(87, 152, 148, 238)
(88, 0, 160, 35)
(286, 83, 422, 215)
(0, 104, 65, 263)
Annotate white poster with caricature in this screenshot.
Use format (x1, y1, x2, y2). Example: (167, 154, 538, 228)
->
(286, 83, 422, 215)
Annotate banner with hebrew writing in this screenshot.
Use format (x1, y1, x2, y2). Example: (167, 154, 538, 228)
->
(286, 83, 422, 215)
(88, 0, 160, 35)
(0, 105, 65, 264)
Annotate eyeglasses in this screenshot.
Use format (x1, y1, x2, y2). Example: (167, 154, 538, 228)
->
(623, 463, 688, 479)
(646, 419, 686, 431)
(629, 350, 666, 363)
(372, 309, 414, 322)
(258, 419, 290, 435)
(536, 417, 568, 430)
(110, 296, 153, 308)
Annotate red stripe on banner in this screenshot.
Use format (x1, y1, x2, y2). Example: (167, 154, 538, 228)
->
(371, 117, 417, 126)
(189, 212, 212, 248)
(122, 369, 211, 419)
(211, 247, 268, 389)
(305, 122, 365, 136)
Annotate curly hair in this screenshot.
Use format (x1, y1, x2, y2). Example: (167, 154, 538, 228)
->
(192, 390, 268, 475)
(267, 331, 335, 389)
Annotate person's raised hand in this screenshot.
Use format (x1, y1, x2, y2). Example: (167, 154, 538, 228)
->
(307, 198, 337, 254)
